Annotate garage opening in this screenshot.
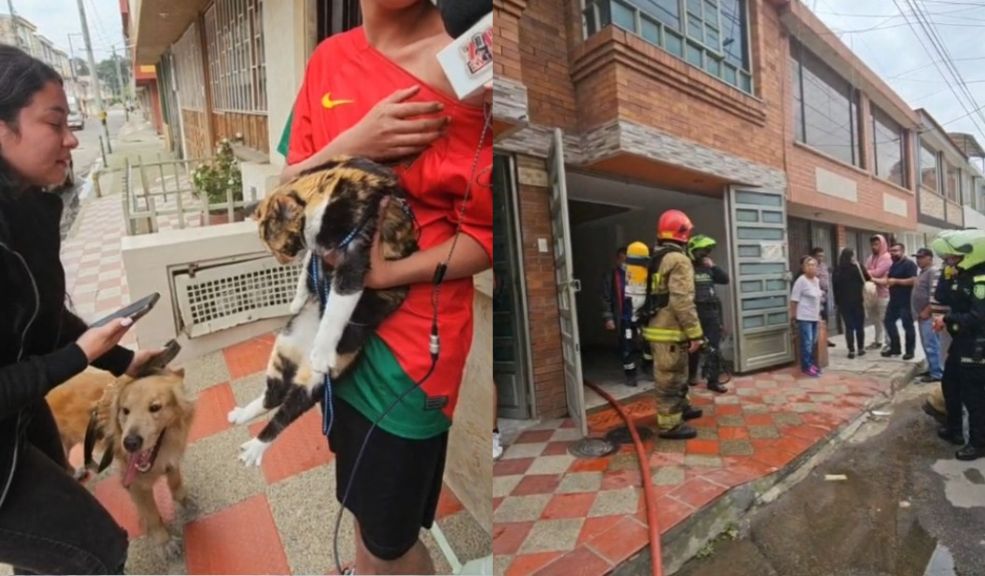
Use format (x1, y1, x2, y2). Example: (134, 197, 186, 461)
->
(565, 171, 736, 410)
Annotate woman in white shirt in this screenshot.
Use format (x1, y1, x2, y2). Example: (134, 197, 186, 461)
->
(791, 256, 823, 377)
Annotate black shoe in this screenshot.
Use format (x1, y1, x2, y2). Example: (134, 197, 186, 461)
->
(903, 353, 915, 361)
(624, 372, 639, 387)
(923, 402, 947, 426)
(938, 427, 964, 445)
(917, 370, 930, 377)
(683, 407, 703, 421)
(848, 351, 856, 359)
(881, 350, 901, 358)
(920, 375, 941, 383)
(827, 340, 836, 348)
(707, 382, 728, 394)
(956, 444, 985, 461)
(658, 424, 698, 440)
(858, 349, 867, 357)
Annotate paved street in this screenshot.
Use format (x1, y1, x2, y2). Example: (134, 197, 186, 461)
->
(71, 106, 127, 178)
(676, 381, 982, 576)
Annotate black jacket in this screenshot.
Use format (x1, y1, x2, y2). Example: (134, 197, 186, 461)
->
(832, 262, 870, 310)
(939, 263, 985, 361)
(0, 187, 133, 509)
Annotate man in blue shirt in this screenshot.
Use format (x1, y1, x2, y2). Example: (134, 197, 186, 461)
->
(878, 242, 919, 360)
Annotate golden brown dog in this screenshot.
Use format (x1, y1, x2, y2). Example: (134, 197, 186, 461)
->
(45, 368, 115, 478)
(106, 368, 195, 558)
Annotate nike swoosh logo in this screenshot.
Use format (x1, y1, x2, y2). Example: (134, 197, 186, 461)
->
(322, 92, 354, 109)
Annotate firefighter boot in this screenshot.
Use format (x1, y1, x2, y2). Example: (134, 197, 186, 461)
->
(658, 424, 698, 440)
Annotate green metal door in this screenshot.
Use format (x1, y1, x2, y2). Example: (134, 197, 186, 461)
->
(727, 187, 795, 371)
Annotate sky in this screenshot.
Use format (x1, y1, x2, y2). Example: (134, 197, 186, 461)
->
(6, 0, 124, 63)
(809, 0, 985, 153)
(7, 0, 985, 152)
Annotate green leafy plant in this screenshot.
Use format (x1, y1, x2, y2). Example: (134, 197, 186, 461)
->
(191, 138, 243, 209)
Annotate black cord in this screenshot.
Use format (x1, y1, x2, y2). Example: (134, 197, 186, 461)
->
(331, 103, 492, 574)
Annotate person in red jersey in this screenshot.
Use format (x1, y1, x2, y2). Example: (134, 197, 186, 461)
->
(282, 1, 491, 573)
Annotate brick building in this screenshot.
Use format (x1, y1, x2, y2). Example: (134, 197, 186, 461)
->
(492, 0, 931, 435)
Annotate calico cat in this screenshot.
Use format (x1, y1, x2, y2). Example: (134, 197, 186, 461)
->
(227, 157, 418, 466)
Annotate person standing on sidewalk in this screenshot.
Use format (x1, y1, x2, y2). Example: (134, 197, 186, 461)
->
(0, 45, 162, 574)
(832, 248, 869, 359)
(931, 229, 985, 461)
(912, 248, 943, 382)
(641, 209, 704, 440)
(282, 1, 493, 573)
(865, 235, 893, 350)
(791, 256, 823, 377)
(812, 247, 836, 349)
(686, 234, 729, 393)
(878, 243, 918, 360)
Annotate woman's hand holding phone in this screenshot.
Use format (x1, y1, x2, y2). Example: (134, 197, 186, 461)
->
(76, 318, 133, 362)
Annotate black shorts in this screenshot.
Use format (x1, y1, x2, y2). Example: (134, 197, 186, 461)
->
(327, 397, 448, 561)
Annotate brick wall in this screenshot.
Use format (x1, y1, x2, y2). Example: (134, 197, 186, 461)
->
(516, 156, 567, 419)
(516, 0, 578, 132)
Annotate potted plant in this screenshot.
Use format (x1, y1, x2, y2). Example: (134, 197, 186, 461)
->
(192, 138, 244, 225)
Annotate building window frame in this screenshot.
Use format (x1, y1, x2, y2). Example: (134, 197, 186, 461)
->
(204, 0, 267, 114)
(871, 105, 906, 188)
(582, 0, 753, 93)
(919, 140, 941, 196)
(790, 40, 862, 168)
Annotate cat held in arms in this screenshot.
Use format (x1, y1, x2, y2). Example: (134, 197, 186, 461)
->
(227, 157, 418, 466)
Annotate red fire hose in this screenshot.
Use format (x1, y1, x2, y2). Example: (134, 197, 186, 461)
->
(584, 379, 663, 576)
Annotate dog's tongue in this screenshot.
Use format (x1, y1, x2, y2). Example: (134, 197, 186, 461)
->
(123, 453, 140, 487)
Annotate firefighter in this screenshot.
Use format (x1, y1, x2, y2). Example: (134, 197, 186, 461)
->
(931, 229, 985, 461)
(687, 234, 730, 394)
(624, 241, 654, 385)
(641, 210, 705, 440)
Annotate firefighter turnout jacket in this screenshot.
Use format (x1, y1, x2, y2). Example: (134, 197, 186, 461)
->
(642, 243, 704, 344)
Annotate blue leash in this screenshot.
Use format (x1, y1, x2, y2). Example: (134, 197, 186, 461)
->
(309, 255, 335, 437)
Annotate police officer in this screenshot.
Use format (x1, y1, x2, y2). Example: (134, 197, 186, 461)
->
(932, 229, 985, 461)
(687, 234, 729, 393)
(641, 210, 704, 440)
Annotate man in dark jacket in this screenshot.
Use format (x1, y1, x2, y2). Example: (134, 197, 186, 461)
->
(687, 234, 729, 393)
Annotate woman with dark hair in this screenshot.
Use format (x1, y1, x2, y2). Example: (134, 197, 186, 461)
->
(832, 248, 870, 359)
(0, 45, 157, 574)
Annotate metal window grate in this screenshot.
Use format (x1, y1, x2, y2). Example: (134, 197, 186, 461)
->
(173, 256, 301, 338)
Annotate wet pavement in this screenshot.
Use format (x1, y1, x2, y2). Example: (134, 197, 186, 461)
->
(676, 381, 985, 576)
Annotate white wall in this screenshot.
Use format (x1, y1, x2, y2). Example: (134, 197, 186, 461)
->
(964, 205, 985, 230)
(263, 0, 315, 167)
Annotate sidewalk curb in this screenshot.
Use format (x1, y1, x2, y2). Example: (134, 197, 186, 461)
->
(612, 361, 923, 576)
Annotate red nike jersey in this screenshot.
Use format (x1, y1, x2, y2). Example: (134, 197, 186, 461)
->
(288, 27, 492, 420)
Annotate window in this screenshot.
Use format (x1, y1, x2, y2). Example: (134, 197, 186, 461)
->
(945, 162, 959, 202)
(919, 142, 939, 193)
(583, 0, 752, 93)
(790, 42, 861, 167)
(204, 0, 267, 113)
(319, 0, 361, 40)
(872, 107, 905, 187)
(174, 23, 206, 111)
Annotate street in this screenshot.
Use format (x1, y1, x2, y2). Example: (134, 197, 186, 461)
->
(71, 107, 126, 178)
(676, 382, 984, 576)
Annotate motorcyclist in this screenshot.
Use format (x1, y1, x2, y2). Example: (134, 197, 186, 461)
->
(931, 229, 985, 460)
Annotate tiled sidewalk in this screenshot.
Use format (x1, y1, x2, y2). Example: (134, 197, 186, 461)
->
(77, 335, 487, 574)
(49, 177, 489, 573)
(492, 367, 894, 576)
(61, 194, 135, 345)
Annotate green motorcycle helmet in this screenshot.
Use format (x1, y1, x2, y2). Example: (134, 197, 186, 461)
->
(687, 234, 716, 259)
(931, 229, 985, 270)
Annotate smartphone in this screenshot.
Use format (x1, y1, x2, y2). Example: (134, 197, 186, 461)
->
(90, 293, 161, 328)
